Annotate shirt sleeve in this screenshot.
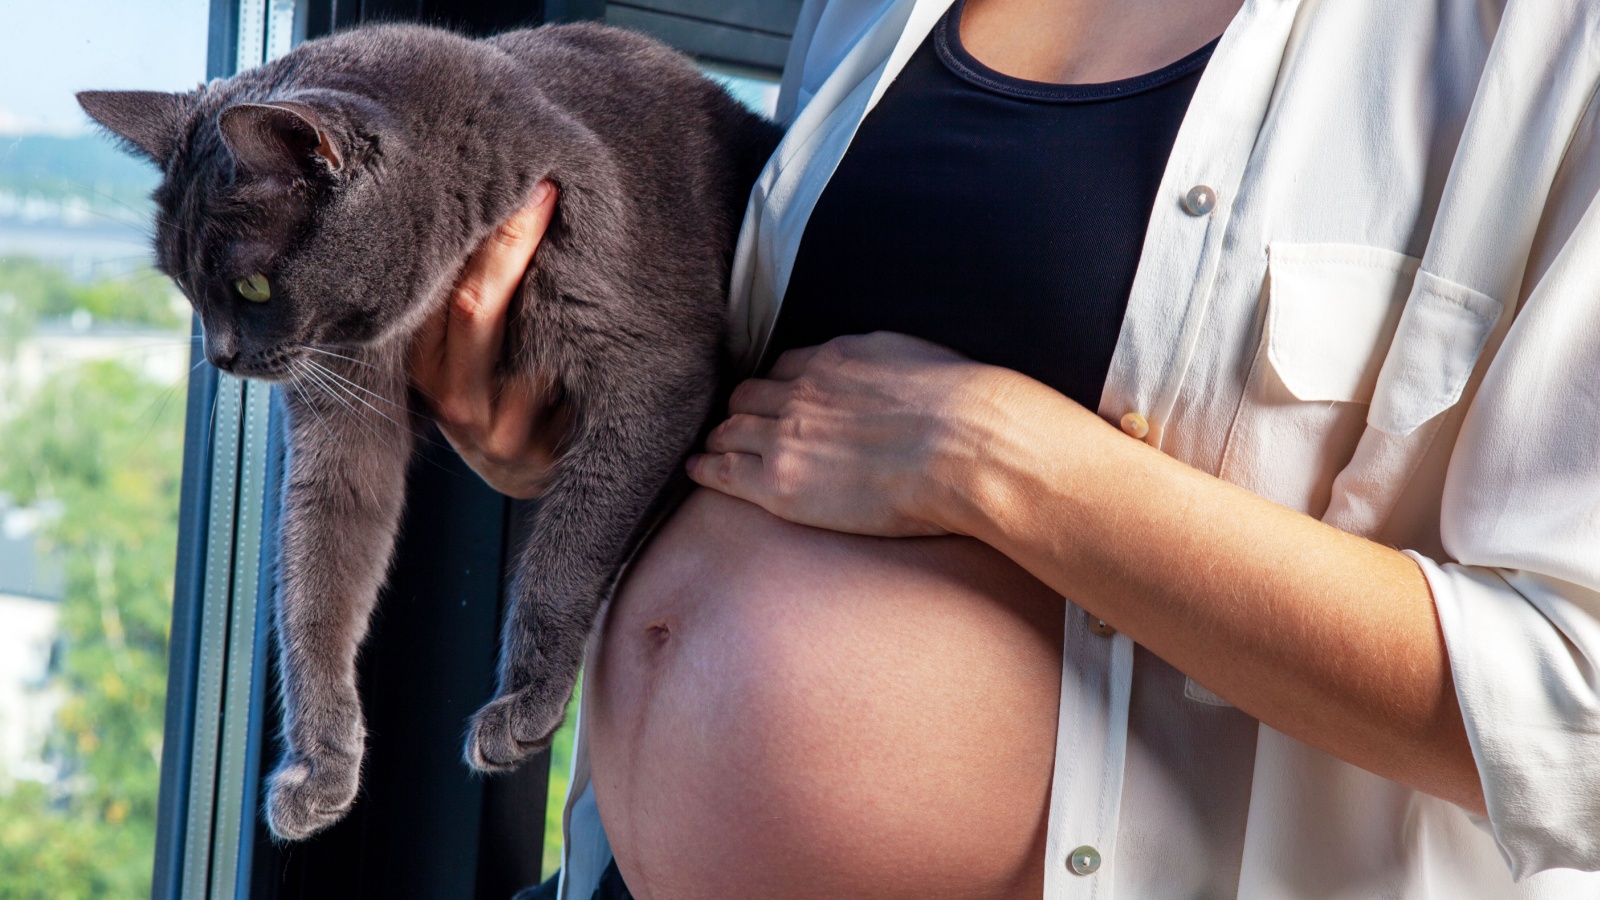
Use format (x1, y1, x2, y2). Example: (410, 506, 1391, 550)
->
(1420, 81, 1600, 879)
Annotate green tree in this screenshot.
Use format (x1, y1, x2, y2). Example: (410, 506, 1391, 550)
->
(0, 357, 185, 898)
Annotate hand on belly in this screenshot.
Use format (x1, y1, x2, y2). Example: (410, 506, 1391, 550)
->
(588, 487, 1065, 900)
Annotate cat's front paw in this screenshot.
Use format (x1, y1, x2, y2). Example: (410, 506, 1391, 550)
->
(465, 685, 568, 773)
(264, 748, 362, 841)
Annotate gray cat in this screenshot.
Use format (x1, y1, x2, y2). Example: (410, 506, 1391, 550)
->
(78, 21, 780, 841)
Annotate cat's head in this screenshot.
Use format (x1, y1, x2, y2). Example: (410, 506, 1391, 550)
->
(78, 79, 439, 380)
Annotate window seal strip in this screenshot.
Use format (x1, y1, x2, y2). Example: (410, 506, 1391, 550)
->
(179, 374, 245, 899)
(208, 379, 274, 898)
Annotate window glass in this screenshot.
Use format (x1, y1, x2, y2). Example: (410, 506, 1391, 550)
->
(0, 2, 208, 894)
(703, 65, 783, 119)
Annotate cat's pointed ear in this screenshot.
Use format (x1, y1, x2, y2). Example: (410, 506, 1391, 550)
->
(76, 90, 194, 165)
(218, 101, 344, 179)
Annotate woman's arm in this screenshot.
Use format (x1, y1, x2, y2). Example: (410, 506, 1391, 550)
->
(689, 331, 1487, 814)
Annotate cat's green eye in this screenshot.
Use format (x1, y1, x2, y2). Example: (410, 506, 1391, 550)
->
(235, 273, 271, 303)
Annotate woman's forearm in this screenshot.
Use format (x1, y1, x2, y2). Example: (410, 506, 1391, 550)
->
(950, 374, 1487, 814)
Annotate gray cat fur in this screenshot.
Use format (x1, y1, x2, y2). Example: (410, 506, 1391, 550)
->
(78, 22, 781, 841)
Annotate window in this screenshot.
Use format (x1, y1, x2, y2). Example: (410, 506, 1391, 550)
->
(0, 2, 209, 896)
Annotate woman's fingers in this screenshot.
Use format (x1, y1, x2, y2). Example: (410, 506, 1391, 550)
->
(705, 413, 777, 456)
(405, 180, 575, 499)
(410, 302, 446, 394)
(686, 451, 767, 503)
(440, 181, 557, 425)
(688, 332, 1002, 537)
(412, 180, 557, 429)
(485, 371, 563, 463)
(726, 377, 792, 417)
(766, 344, 824, 381)
(476, 375, 544, 465)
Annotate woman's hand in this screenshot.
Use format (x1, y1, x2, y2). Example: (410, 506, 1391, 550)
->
(688, 331, 1071, 538)
(410, 181, 571, 499)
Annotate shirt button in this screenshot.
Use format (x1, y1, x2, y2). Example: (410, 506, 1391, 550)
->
(1181, 184, 1217, 216)
(1069, 845, 1102, 875)
(1089, 618, 1116, 637)
(1119, 411, 1150, 439)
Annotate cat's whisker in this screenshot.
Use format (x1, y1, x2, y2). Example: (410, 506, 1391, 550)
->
(297, 361, 366, 424)
(296, 364, 363, 421)
(208, 380, 220, 444)
(296, 358, 459, 456)
(302, 358, 394, 409)
(287, 361, 331, 415)
(57, 339, 198, 358)
(304, 345, 380, 371)
(153, 212, 201, 242)
(296, 364, 412, 461)
(66, 197, 159, 235)
(306, 361, 453, 446)
(292, 357, 361, 419)
(303, 358, 407, 414)
(292, 366, 396, 503)
(282, 365, 329, 433)
(315, 342, 413, 382)
(301, 358, 406, 429)
(78, 185, 153, 218)
(130, 378, 187, 452)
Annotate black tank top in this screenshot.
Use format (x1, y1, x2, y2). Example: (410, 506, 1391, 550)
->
(765, 0, 1215, 411)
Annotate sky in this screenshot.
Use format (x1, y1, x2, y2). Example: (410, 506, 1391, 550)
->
(0, 0, 210, 135)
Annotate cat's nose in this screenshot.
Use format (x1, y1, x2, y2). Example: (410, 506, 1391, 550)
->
(205, 336, 239, 371)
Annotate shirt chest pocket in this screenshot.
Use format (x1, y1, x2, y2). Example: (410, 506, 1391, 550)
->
(1218, 242, 1501, 525)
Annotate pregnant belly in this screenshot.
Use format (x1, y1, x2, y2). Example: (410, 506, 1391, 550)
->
(587, 488, 1065, 900)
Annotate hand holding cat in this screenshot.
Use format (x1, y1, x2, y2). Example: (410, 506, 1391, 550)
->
(688, 331, 1106, 539)
(411, 181, 572, 498)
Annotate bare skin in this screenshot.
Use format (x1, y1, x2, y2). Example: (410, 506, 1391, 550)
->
(412, 1, 1485, 896)
(959, 0, 1242, 83)
(586, 489, 1065, 899)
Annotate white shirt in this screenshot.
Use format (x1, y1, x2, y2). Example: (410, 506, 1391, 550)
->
(559, 0, 1600, 896)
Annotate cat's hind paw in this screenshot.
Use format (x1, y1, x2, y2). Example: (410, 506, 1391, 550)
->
(465, 686, 567, 773)
(264, 750, 361, 841)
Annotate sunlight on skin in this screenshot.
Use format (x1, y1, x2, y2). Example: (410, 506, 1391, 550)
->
(959, 0, 1243, 83)
(589, 488, 1062, 900)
